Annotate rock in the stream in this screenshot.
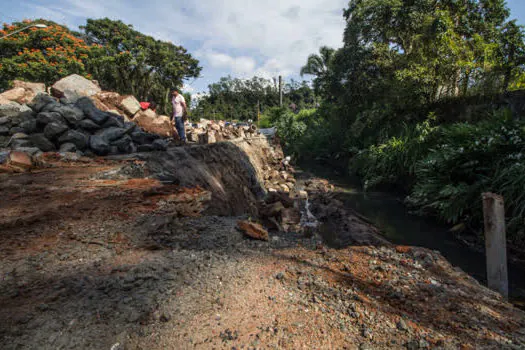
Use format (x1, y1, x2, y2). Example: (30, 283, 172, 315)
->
(237, 220, 269, 241)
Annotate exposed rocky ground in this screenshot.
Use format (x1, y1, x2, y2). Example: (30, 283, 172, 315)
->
(1, 138, 525, 350)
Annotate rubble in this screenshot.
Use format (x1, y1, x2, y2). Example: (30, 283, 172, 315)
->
(237, 220, 269, 241)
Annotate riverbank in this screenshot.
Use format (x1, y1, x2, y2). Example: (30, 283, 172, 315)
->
(1, 149, 525, 349)
(299, 160, 525, 307)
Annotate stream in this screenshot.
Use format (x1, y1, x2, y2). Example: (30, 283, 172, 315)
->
(300, 161, 525, 305)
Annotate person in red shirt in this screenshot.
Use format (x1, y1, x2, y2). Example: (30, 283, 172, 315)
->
(140, 101, 156, 112)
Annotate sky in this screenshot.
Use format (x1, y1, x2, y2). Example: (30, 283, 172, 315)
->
(1, 0, 524, 93)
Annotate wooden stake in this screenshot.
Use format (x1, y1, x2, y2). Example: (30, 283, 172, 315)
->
(482, 192, 508, 298)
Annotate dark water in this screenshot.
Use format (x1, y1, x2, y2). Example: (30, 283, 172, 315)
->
(300, 162, 525, 303)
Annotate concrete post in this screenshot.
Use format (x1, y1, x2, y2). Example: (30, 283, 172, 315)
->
(279, 75, 283, 107)
(482, 192, 508, 298)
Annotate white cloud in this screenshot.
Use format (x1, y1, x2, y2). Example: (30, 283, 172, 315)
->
(18, 0, 347, 89)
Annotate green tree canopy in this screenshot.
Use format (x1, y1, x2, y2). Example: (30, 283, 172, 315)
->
(81, 18, 201, 114)
(0, 19, 99, 89)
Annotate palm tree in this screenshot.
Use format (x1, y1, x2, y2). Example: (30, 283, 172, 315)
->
(300, 46, 335, 94)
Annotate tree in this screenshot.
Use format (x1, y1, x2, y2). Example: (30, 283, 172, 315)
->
(309, 0, 525, 148)
(194, 76, 316, 121)
(80, 18, 201, 114)
(300, 46, 335, 95)
(0, 19, 98, 89)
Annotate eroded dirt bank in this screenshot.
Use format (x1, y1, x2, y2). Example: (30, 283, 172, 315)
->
(1, 141, 525, 349)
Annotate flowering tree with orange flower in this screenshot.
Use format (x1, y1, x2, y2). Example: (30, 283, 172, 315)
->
(0, 19, 101, 89)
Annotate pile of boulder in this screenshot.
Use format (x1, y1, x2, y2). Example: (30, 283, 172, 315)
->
(186, 120, 260, 144)
(0, 75, 180, 157)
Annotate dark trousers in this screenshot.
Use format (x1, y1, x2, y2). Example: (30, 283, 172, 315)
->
(174, 117, 186, 142)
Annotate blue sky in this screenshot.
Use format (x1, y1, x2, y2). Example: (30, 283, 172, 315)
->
(1, 0, 524, 93)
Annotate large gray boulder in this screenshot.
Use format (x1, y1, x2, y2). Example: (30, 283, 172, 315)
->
(0, 102, 23, 118)
(28, 93, 56, 113)
(37, 112, 65, 126)
(52, 105, 85, 125)
(77, 119, 100, 131)
(0, 126, 9, 136)
(30, 133, 56, 152)
(44, 122, 69, 140)
(119, 96, 141, 116)
(96, 127, 133, 143)
(20, 119, 38, 134)
(51, 74, 101, 103)
(58, 130, 88, 150)
(59, 143, 77, 153)
(89, 135, 110, 156)
(75, 97, 109, 125)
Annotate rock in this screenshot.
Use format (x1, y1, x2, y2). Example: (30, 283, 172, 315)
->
(12, 80, 46, 103)
(9, 127, 25, 135)
(264, 201, 285, 217)
(137, 144, 155, 152)
(0, 102, 22, 118)
(0, 116, 9, 125)
(11, 132, 28, 139)
(133, 110, 173, 137)
(119, 96, 141, 116)
(78, 119, 101, 131)
(51, 74, 101, 103)
(19, 104, 33, 114)
(237, 220, 269, 241)
(152, 139, 168, 151)
(0, 126, 9, 136)
(13, 147, 41, 156)
(281, 208, 301, 224)
(298, 190, 308, 200)
(275, 272, 285, 280)
(0, 88, 26, 103)
(10, 138, 33, 149)
(75, 97, 109, 125)
(96, 127, 129, 143)
(28, 93, 56, 112)
(131, 130, 159, 145)
(44, 122, 69, 140)
(19, 119, 37, 134)
(111, 135, 134, 153)
(53, 105, 84, 125)
(59, 143, 77, 153)
(30, 134, 56, 152)
(397, 319, 408, 331)
(89, 135, 110, 156)
(101, 115, 124, 128)
(7, 151, 33, 172)
(37, 112, 64, 126)
(58, 130, 88, 150)
(41, 101, 61, 113)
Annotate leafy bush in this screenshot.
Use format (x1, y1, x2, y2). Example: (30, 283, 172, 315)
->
(405, 112, 525, 243)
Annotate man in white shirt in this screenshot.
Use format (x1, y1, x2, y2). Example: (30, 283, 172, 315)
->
(171, 89, 187, 143)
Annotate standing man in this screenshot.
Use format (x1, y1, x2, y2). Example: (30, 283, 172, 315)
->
(171, 90, 187, 143)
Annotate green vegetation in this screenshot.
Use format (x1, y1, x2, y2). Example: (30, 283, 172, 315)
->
(286, 0, 525, 247)
(0, 18, 201, 115)
(193, 76, 317, 121)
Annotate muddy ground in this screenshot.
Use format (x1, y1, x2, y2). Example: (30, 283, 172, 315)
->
(1, 149, 525, 349)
